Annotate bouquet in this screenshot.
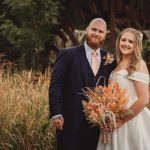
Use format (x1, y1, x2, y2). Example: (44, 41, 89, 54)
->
(82, 81, 133, 144)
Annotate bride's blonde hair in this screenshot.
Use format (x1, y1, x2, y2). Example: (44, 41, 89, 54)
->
(116, 28, 143, 74)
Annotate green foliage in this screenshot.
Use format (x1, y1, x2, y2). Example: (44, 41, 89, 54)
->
(143, 40, 150, 48)
(0, 0, 61, 70)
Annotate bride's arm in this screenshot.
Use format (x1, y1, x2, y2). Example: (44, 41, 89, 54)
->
(116, 81, 149, 128)
(117, 61, 149, 128)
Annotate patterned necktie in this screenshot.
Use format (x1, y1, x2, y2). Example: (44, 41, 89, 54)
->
(91, 51, 98, 76)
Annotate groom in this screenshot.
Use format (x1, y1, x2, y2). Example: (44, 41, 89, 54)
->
(49, 18, 117, 150)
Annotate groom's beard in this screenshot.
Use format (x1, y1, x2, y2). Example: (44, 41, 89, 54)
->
(86, 34, 105, 49)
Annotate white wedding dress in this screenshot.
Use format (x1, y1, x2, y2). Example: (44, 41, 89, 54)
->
(97, 70, 150, 150)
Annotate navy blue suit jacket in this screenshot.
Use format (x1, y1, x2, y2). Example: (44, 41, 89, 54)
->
(49, 44, 117, 133)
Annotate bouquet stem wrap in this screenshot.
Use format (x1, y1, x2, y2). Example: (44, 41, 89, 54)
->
(100, 130, 108, 144)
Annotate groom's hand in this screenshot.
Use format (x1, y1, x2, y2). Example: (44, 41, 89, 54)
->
(52, 116, 64, 130)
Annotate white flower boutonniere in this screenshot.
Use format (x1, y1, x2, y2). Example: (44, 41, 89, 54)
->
(103, 53, 115, 65)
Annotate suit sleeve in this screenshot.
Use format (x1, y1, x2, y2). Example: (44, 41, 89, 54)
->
(49, 50, 72, 118)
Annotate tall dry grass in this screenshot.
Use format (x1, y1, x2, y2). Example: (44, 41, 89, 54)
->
(0, 70, 149, 150)
(0, 71, 55, 150)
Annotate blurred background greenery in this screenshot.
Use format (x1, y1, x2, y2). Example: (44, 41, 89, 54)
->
(0, 0, 150, 74)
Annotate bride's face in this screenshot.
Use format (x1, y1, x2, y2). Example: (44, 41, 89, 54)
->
(119, 32, 135, 56)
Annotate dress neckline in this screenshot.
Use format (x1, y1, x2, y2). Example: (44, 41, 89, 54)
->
(112, 69, 149, 76)
(111, 69, 127, 75)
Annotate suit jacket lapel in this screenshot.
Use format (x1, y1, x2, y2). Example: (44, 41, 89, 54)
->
(78, 45, 88, 86)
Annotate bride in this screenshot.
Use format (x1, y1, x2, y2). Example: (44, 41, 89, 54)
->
(97, 28, 150, 150)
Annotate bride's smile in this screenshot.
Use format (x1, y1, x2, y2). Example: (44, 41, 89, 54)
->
(119, 32, 135, 55)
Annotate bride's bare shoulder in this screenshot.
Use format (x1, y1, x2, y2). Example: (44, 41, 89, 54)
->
(136, 60, 149, 74)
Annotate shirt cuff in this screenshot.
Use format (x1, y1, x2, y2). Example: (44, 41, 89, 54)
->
(51, 114, 62, 120)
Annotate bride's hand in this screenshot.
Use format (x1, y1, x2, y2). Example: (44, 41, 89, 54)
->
(115, 121, 123, 129)
(101, 121, 123, 132)
(100, 122, 115, 132)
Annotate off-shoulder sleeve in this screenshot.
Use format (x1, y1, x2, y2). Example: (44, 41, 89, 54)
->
(127, 72, 150, 85)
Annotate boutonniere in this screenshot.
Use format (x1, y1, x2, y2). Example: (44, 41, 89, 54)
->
(103, 53, 115, 65)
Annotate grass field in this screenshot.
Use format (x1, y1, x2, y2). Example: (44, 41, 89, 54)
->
(0, 71, 56, 150)
(0, 71, 149, 150)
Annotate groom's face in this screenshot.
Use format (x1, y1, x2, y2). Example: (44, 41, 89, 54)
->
(85, 21, 107, 50)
